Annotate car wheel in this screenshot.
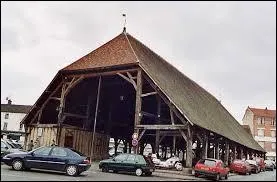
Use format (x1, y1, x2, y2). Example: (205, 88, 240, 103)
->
(102, 165, 108, 172)
(215, 173, 221, 181)
(135, 168, 143, 176)
(12, 159, 23, 171)
(225, 174, 228, 180)
(66, 165, 78, 176)
(113, 170, 118, 173)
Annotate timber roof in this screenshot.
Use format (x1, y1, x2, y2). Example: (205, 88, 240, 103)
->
(1, 104, 32, 114)
(21, 31, 265, 152)
(248, 107, 276, 118)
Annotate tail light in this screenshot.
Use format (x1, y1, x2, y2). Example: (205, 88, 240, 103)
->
(83, 159, 91, 164)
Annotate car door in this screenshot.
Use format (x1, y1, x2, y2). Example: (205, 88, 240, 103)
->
(25, 147, 52, 169)
(1, 141, 9, 158)
(111, 154, 128, 171)
(123, 154, 136, 172)
(48, 147, 68, 171)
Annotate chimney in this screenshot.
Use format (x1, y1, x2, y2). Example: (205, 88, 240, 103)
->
(8, 99, 12, 105)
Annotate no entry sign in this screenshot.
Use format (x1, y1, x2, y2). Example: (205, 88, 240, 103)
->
(132, 139, 138, 146)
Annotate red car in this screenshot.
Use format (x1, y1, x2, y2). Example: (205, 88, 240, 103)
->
(255, 157, 265, 172)
(229, 159, 252, 175)
(194, 158, 229, 180)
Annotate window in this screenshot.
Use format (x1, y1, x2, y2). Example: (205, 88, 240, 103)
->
(272, 143, 276, 150)
(19, 124, 23, 131)
(114, 154, 128, 161)
(1, 141, 8, 149)
(3, 122, 8, 130)
(33, 147, 52, 156)
(126, 155, 136, 162)
(51, 147, 67, 157)
(257, 129, 264, 136)
(204, 159, 216, 167)
(271, 119, 276, 126)
(271, 130, 276, 137)
(258, 142, 264, 148)
(4, 113, 9, 119)
(257, 117, 265, 125)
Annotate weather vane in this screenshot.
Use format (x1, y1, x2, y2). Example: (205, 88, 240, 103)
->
(122, 13, 126, 32)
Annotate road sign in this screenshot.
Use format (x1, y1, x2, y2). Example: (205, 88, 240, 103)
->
(132, 139, 138, 146)
(132, 133, 138, 140)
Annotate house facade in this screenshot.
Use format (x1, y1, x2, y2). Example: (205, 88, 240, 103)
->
(242, 107, 276, 161)
(1, 99, 32, 142)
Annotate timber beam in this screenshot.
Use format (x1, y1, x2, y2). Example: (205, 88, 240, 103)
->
(136, 124, 188, 130)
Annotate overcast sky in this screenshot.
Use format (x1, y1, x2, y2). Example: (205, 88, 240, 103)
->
(1, 1, 276, 123)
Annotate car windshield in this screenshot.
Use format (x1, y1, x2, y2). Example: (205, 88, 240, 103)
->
(5, 140, 17, 148)
(198, 159, 216, 167)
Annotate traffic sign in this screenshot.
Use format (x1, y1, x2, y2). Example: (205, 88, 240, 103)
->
(132, 139, 138, 146)
(132, 133, 138, 139)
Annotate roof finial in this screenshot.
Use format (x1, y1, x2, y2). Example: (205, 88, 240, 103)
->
(122, 13, 126, 33)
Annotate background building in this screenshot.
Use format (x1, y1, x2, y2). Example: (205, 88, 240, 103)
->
(242, 106, 276, 161)
(1, 99, 32, 143)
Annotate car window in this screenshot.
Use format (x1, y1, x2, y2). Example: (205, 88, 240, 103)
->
(135, 155, 146, 164)
(1, 141, 8, 149)
(69, 148, 86, 157)
(51, 147, 67, 157)
(126, 155, 136, 162)
(204, 160, 216, 167)
(33, 147, 52, 156)
(114, 154, 128, 161)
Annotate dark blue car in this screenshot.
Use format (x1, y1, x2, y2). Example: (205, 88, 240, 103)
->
(2, 146, 91, 176)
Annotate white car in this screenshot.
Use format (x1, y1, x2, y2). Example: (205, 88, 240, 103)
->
(157, 156, 180, 169)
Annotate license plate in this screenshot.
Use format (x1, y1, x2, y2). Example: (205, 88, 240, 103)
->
(150, 169, 154, 172)
(201, 167, 209, 170)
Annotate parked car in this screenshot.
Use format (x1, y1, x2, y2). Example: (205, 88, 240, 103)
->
(264, 160, 274, 171)
(99, 153, 155, 176)
(151, 153, 161, 166)
(245, 159, 260, 173)
(255, 157, 265, 172)
(156, 156, 180, 169)
(194, 158, 229, 180)
(2, 146, 91, 176)
(1, 139, 24, 159)
(229, 159, 252, 175)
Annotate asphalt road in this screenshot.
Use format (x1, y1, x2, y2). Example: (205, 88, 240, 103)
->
(1, 164, 276, 181)
(0, 165, 184, 181)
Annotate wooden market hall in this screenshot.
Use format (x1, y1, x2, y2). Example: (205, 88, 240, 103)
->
(21, 29, 265, 168)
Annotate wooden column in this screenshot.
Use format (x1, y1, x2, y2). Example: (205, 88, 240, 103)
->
(239, 147, 243, 159)
(173, 136, 176, 155)
(233, 145, 237, 160)
(180, 126, 193, 168)
(155, 96, 161, 157)
(134, 69, 142, 154)
(202, 131, 208, 159)
(224, 140, 229, 165)
(57, 82, 67, 145)
(215, 141, 220, 159)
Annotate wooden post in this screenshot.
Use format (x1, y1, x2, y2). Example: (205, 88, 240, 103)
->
(155, 96, 161, 157)
(202, 131, 208, 159)
(179, 126, 193, 168)
(215, 141, 220, 159)
(240, 147, 243, 159)
(234, 145, 237, 160)
(134, 69, 142, 154)
(224, 140, 229, 165)
(173, 136, 176, 155)
(90, 76, 102, 160)
(57, 82, 67, 145)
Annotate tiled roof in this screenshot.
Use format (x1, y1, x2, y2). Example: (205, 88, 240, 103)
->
(62, 33, 138, 71)
(1, 104, 32, 113)
(249, 107, 276, 118)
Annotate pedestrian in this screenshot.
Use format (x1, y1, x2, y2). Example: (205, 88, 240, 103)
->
(27, 140, 34, 151)
(51, 139, 56, 146)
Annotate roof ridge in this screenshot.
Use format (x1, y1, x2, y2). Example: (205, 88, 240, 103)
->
(124, 33, 139, 63)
